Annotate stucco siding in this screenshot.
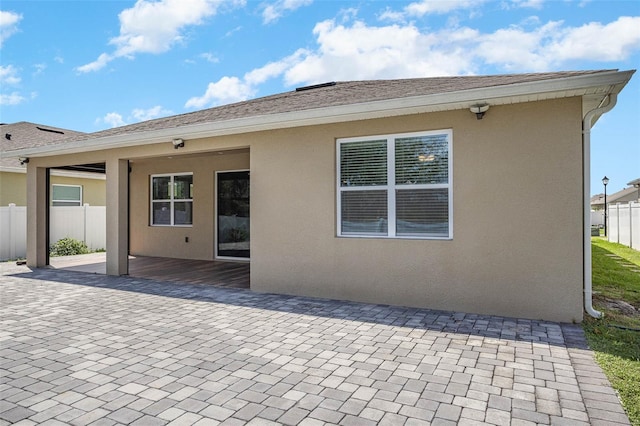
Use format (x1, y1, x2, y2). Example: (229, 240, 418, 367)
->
(0, 172, 26, 206)
(50, 176, 106, 206)
(22, 96, 585, 322)
(250, 97, 584, 322)
(0, 171, 105, 206)
(129, 150, 250, 260)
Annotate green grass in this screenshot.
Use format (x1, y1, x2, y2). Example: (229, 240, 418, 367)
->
(584, 238, 640, 425)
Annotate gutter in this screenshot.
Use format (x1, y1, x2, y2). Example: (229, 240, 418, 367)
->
(582, 93, 618, 319)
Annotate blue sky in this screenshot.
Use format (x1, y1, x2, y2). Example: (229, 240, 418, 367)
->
(1, 0, 638, 194)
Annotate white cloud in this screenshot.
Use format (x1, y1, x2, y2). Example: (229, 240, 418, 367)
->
(100, 112, 126, 128)
(378, 8, 405, 23)
(225, 25, 242, 37)
(262, 0, 313, 24)
(77, 0, 242, 73)
(54, 56, 64, 64)
(76, 53, 113, 73)
(0, 65, 21, 85)
(505, 0, 545, 9)
(200, 52, 219, 63)
(33, 63, 47, 76)
(97, 106, 174, 127)
(476, 21, 561, 70)
(405, 0, 485, 16)
(0, 92, 26, 106)
(132, 105, 173, 121)
(548, 16, 640, 62)
(185, 15, 640, 110)
(284, 20, 479, 85)
(477, 17, 640, 71)
(185, 76, 255, 108)
(0, 10, 22, 47)
(245, 50, 307, 85)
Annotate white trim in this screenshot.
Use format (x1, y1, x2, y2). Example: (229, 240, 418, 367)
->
(150, 172, 193, 227)
(215, 169, 251, 262)
(337, 129, 453, 240)
(4, 71, 633, 159)
(51, 170, 106, 180)
(0, 166, 106, 180)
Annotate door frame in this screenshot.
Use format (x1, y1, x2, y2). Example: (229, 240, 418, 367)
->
(215, 169, 250, 261)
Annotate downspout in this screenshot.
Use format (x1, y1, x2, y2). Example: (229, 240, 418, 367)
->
(583, 92, 617, 318)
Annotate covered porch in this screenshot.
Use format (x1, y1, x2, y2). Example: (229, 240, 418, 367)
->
(49, 252, 250, 289)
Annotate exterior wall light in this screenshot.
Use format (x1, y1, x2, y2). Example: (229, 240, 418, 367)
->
(470, 103, 490, 120)
(172, 138, 185, 149)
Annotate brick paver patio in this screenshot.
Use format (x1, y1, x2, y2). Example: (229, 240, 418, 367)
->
(0, 262, 630, 425)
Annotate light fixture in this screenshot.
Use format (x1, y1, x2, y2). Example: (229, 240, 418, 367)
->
(418, 154, 435, 162)
(19, 157, 29, 165)
(470, 103, 490, 120)
(172, 138, 185, 149)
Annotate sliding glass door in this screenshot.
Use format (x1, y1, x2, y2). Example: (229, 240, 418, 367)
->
(216, 171, 250, 259)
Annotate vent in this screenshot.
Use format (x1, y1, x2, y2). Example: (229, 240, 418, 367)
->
(295, 82, 337, 92)
(36, 126, 64, 134)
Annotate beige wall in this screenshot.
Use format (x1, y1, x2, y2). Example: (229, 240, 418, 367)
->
(50, 175, 106, 206)
(0, 171, 105, 206)
(24, 97, 584, 322)
(250, 97, 584, 323)
(129, 151, 250, 259)
(0, 171, 26, 206)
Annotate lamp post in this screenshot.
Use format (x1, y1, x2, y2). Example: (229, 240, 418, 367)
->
(602, 176, 609, 237)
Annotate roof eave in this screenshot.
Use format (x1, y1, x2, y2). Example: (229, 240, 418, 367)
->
(4, 69, 634, 159)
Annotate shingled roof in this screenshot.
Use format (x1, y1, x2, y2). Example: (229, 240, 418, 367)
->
(3, 69, 634, 157)
(81, 70, 611, 141)
(0, 122, 86, 169)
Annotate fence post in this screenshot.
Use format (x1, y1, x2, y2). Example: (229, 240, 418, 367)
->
(9, 203, 16, 260)
(627, 201, 633, 248)
(84, 203, 89, 245)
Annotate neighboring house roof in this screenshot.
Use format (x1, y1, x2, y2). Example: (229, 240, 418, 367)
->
(0, 122, 86, 171)
(628, 178, 640, 187)
(591, 194, 605, 205)
(591, 183, 640, 207)
(3, 69, 635, 158)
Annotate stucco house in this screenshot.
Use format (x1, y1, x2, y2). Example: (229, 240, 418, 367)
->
(0, 122, 106, 207)
(4, 69, 635, 322)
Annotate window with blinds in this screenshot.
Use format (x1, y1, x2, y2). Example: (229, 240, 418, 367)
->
(151, 173, 193, 226)
(337, 130, 452, 239)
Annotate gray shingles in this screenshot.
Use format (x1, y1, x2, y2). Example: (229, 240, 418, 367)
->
(1, 70, 615, 155)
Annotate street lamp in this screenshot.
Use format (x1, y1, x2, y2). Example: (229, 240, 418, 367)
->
(602, 176, 609, 237)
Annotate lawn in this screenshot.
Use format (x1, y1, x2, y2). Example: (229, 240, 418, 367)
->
(583, 238, 640, 425)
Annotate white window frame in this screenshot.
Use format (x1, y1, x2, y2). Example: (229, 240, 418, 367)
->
(336, 129, 453, 240)
(150, 172, 193, 227)
(52, 184, 83, 206)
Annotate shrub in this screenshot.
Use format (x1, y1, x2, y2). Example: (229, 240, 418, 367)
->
(50, 237, 90, 257)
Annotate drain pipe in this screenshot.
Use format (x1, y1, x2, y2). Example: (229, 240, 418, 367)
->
(583, 92, 617, 319)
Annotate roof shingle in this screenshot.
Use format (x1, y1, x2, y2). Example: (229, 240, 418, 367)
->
(0, 70, 621, 154)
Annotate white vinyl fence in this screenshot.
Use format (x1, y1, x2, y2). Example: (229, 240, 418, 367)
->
(607, 201, 640, 251)
(591, 209, 604, 227)
(0, 204, 106, 261)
